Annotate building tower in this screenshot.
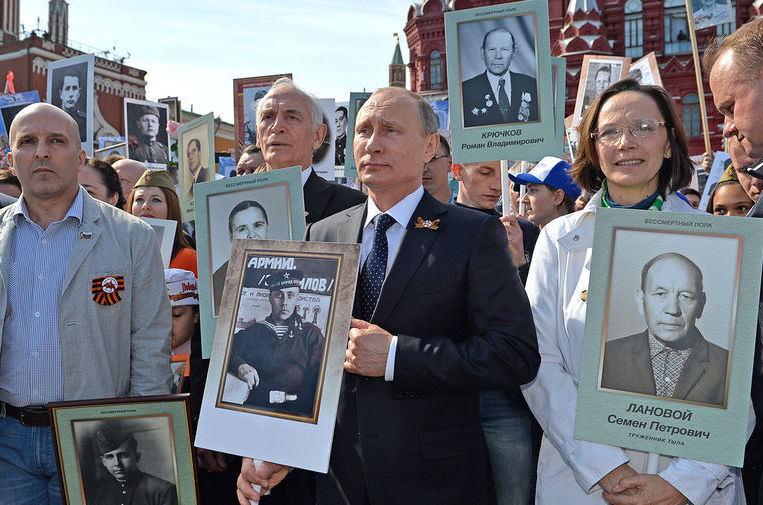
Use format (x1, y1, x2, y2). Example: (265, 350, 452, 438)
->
(0, 0, 20, 45)
(48, 0, 68, 46)
(389, 34, 406, 88)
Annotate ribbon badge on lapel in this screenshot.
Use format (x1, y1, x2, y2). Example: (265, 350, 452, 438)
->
(414, 217, 440, 230)
(92, 276, 125, 306)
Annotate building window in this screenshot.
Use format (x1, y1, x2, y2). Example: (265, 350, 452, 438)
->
(682, 94, 701, 137)
(624, 0, 643, 58)
(664, 0, 691, 55)
(430, 50, 442, 90)
(717, 1, 736, 36)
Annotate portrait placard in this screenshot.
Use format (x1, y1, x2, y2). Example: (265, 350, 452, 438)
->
(573, 55, 631, 126)
(124, 98, 170, 170)
(334, 100, 349, 169)
(575, 209, 763, 466)
(0, 90, 40, 155)
(343, 92, 371, 178)
(313, 98, 336, 181)
(93, 142, 126, 160)
(550, 57, 566, 159)
(195, 239, 360, 472)
(141, 217, 177, 268)
(47, 54, 94, 156)
(178, 112, 215, 221)
(194, 167, 307, 358)
(699, 151, 731, 211)
(627, 52, 663, 87)
(565, 115, 580, 161)
(48, 395, 198, 505)
(690, 0, 733, 30)
(159, 97, 182, 123)
(445, 0, 554, 163)
(233, 73, 292, 160)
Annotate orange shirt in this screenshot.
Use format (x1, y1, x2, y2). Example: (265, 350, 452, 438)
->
(170, 247, 198, 277)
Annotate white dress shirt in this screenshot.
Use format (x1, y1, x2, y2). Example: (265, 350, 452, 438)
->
(486, 70, 511, 106)
(361, 185, 424, 381)
(301, 165, 313, 186)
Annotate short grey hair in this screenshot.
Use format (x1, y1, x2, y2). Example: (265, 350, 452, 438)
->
(255, 78, 323, 130)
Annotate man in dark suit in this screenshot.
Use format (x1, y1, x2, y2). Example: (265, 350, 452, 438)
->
(254, 78, 365, 225)
(237, 87, 539, 505)
(601, 253, 729, 406)
(461, 27, 538, 127)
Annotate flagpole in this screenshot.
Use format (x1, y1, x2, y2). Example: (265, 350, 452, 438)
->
(685, 0, 712, 155)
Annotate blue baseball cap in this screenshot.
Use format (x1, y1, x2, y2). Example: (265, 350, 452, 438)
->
(508, 156, 581, 200)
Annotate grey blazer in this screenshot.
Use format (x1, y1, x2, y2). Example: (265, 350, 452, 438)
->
(0, 190, 172, 400)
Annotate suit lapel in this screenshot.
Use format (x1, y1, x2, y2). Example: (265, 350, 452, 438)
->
(335, 203, 366, 244)
(303, 170, 330, 223)
(371, 193, 446, 325)
(629, 332, 658, 396)
(672, 339, 709, 399)
(0, 211, 17, 295)
(62, 196, 102, 294)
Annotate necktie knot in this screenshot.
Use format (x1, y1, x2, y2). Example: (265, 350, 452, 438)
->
(375, 213, 396, 234)
(499, 78, 506, 88)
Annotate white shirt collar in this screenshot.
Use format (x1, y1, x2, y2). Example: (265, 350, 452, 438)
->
(364, 185, 424, 230)
(486, 70, 511, 104)
(301, 165, 313, 186)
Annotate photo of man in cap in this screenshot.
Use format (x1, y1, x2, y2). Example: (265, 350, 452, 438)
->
(89, 427, 178, 505)
(227, 270, 325, 417)
(128, 103, 169, 166)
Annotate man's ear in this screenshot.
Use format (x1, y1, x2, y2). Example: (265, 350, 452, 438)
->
(635, 290, 645, 317)
(695, 292, 706, 319)
(452, 163, 464, 181)
(312, 123, 328, 151)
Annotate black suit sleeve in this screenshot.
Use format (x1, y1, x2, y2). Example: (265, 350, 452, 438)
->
(393, 216, 539, 392)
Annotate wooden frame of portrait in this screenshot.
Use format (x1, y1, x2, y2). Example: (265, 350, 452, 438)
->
(178, 112, 216, 221)
(48, 394, 199, 505)
(232, 73, 292, 160)
(194, 167, 306, 358)
(123, 98, 171, 170)
(195, 239, 360, 472)
(574, 208, 763, 466)
(93, 142, 127, 160)
(572, 54, 631, 126)
(46, 54, 95, 156)
(159, 97, 182, 123)
(627, 52, 663, 87)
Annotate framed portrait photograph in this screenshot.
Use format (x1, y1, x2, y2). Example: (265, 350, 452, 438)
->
(141, 217, 177, 268)
(334, 101, 349, 168)
(628, 52, 663, 87)
(124, 98, 170, 170)
(343, 92, 371, 178)
(233, 73, 292, 159)
(0, 90, 40, 153)
(195, 239, 360, 472)
(573, 55, 631, 126)
(312, 98, 335, 182)
(445, 0, 555, 163)
(159, 97, 182, 123)
(691, 0, 733, 30)
(575, 208, 763, 466)
(564, 115, 580, 161)
(47, 54, 94, 156)
(178, 112, 215, 221)
(48, 395, 198, 505)
(194, 167, 307, 358)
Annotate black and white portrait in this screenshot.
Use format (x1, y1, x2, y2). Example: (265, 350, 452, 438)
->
(457, 14, 538, 128)
(0, 103, 31, 137)
(72, 416, 179, 505)
(312, 98, 335, 181)
(566, 126, 580, 160)
(334, 104, 348, 166)
(599, 229, 738, 408)
(181, 126, 212, 202)
(207, 185, 295, 316)
(46, 54, 94, 154)
(220, 252, 340, 421)
(243, 85, 270, 146)
(692, 0, 732, 30)
(573, 56, 629, 125)
(124, 98, 170, 169)
(628, 53, 662, 87)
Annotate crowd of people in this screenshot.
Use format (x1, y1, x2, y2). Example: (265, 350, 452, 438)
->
(0, 16, 762, 505)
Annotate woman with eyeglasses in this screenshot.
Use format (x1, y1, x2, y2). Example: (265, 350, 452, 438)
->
(522, 79, 748, 505)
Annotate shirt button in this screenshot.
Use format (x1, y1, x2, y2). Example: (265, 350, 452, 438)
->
(34, 311, 40, 318)
(665, 377, 671, 383)
(41, 239, 47, 245)
(573, 235, 580, 241)
(37, 274, 43, 280)
(32, 351, 38, 358)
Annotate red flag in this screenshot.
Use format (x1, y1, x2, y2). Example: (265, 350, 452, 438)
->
(4, 71, 15, 94)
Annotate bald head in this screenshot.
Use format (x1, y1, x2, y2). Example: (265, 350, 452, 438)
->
(113, 159, 147, 199)
(9, 103, 81, 146)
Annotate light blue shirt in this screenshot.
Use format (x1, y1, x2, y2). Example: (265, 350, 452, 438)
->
(0, 188, 83, 407)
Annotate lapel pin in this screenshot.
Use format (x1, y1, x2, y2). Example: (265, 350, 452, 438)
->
(79, 231, 93, 239)
(414, 217, 440, 230)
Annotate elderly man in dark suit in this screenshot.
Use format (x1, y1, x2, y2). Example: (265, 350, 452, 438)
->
(601, 253, 728, 406)
(237, 87, 540, 505)
(461, 27, 538, 127)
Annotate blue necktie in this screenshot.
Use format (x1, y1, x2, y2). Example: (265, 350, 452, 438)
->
(357, 213, 396, 321)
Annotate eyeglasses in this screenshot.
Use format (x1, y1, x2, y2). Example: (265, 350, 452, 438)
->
(427, 153, 450, 163)
(591, 120, 666, 146)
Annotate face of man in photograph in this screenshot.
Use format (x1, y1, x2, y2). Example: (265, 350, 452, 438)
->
(60, 75, 80, 110)
(481, 30, 515, 77)
(269, 287, 299, 324)
(100, 441, 140, 482)
(230, 206, 268, 240)
(595, 68, 611, 95)
(335, 109, 347, 138)
(137, 113, 159, 139)
(636, 256, 706, 345)
(187, 140, 201, 172)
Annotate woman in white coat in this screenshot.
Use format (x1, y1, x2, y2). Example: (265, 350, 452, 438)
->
(522, 79, 748, 505)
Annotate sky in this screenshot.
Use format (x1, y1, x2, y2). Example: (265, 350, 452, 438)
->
(20, 0, 413, 123)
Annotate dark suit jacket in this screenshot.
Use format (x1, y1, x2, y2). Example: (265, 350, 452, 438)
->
(303, 169, 366, 225)
(461, 70, 538, 128)
(305, 190, 539, 505)
(601, 329, 729, 406)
